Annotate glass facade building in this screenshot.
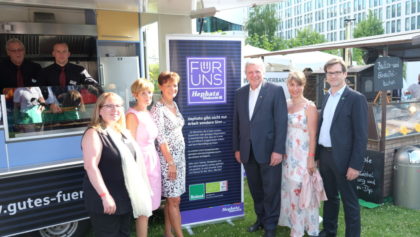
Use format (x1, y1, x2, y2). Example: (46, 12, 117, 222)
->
(196, 17, 243, 33)
(277, 0, 420, 41)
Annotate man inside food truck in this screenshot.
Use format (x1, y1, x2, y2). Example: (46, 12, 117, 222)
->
(41, 42, 96, 87)
(0, 38, 42, 92)
(40, 41, 99, 115)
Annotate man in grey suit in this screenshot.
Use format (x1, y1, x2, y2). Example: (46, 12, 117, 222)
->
(233, 59, 288, 237)
(317, 58, 368, 237)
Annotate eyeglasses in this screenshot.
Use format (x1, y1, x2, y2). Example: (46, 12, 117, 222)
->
(7, 48, 24, 53)
(101, 104, 124, 110)
(326, 71, 343, 76)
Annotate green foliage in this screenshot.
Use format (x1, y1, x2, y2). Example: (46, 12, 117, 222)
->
(353, 10, 384, 38)
(89, 179, 420, 237)
(246, 27, 325, 52)
(245, 4, 284, 50)
(324, 49, 341, 56)
(246, 6, 326, 51)
(287, 28, 326, 48)
(148, 63, 160, 92)
(353, 48, 365, 65)
(353, 10, 384, 64)
(245, 34, 288, 51)
(245, 4, 279, 40)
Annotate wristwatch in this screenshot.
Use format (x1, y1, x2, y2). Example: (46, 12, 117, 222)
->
(168, 161, 175, 166)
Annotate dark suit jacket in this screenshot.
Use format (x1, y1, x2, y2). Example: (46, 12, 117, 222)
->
(317, 86, 368, 174)
(40, 62, 95, 86)
(0, 59, 42, 91)
(233, 81, 288, 164)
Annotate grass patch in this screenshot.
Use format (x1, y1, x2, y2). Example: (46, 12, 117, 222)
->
(87, 180, 420, 237)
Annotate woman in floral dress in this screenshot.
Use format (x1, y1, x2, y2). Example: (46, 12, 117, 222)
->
(151, 71, 185, 237)
(278, 71, 320, 237)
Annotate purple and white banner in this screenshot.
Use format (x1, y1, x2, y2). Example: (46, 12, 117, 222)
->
(168, 36, 243, 228)
(181, 203, 244, 225)
(187, 57, 226, 105)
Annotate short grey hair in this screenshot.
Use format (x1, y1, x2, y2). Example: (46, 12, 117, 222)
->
(6, 38, 24, 50)
(245, 58, 266, 74)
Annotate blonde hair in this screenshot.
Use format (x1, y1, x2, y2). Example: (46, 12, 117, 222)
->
(131, 78, 154, 95)
(89, 92, 125, 132)
(287, 71, 307, 86)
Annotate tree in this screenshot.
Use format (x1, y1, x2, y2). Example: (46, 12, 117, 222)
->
(287, 28, 326, 48)
(148, 63, 160, 92)
(245, 4, 279, 49)
(353, 10, 384, 64)
(353, 10, 384, 38)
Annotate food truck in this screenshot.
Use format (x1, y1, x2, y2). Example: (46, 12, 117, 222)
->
(0, 1, 278, 236)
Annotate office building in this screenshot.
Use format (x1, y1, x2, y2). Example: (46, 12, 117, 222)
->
(278, 0, 420, 41)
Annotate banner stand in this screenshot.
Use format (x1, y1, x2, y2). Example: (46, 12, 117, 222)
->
(167, 35, 244, 231)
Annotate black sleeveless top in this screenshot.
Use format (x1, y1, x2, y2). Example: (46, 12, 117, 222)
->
(82, 128, 135, 215)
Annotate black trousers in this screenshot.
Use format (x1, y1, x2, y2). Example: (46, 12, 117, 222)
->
(89, 212, 132, 237)
(243, 148, 282, 231)
(319, 147, 361, 237)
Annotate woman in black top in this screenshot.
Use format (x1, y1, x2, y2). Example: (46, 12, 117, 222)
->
(82, 92, 152, 237)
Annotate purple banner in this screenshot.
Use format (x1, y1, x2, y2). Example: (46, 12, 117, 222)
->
(181, 203, 244, 225)
(187, 57, 226, 105)
(169, 38, 242, 228)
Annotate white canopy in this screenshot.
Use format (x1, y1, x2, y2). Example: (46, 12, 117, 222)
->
(244, 45, 292, 71)
(243, 44, 270, 57)
(286, 51, 337, 71)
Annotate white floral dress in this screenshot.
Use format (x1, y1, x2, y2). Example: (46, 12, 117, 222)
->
(278, 101, 319, 237)
(151, 101, 186, 198)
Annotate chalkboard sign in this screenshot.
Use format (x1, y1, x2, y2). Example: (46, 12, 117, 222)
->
(356, 150, 384, 204)
(373, 56, 403, 91)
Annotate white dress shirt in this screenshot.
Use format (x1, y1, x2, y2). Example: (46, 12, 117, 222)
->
(318, 85, 346, 147)
(248, 82, 262, 120)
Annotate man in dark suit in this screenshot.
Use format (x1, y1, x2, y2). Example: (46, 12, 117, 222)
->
(317, 58, 368, 237)
(233, 59, 288, 237)
(40, 42, 97, 114)
(0, 38, 42, 92)
(41, 42, 96, 87)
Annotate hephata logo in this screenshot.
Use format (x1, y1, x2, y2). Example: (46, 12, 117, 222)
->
(222, 206, 242, 213)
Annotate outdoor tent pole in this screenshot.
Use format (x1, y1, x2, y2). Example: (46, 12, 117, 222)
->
(379, 47, 389, 152)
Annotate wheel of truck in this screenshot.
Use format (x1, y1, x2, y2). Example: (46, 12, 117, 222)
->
(33, 220, 90, 237)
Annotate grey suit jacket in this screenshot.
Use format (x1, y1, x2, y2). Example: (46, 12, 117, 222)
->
(317, 86, 368, 174)
(232, 81, 288, 164)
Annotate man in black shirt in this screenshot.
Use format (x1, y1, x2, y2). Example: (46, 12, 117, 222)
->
(41, 42, 96, 86)
(0, 38, 42, 92)
(41, 42, 98, 113)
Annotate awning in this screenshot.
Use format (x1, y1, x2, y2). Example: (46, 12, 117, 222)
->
(247, 31, 420, 62)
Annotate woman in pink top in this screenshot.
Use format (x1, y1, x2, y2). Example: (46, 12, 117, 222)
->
(126, 78, 161, 237)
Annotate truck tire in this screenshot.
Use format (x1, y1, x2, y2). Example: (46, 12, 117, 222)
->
(32, 220, 91, 237)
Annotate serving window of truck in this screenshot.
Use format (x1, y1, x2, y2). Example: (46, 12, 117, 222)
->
(0, 86, 96, 236)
